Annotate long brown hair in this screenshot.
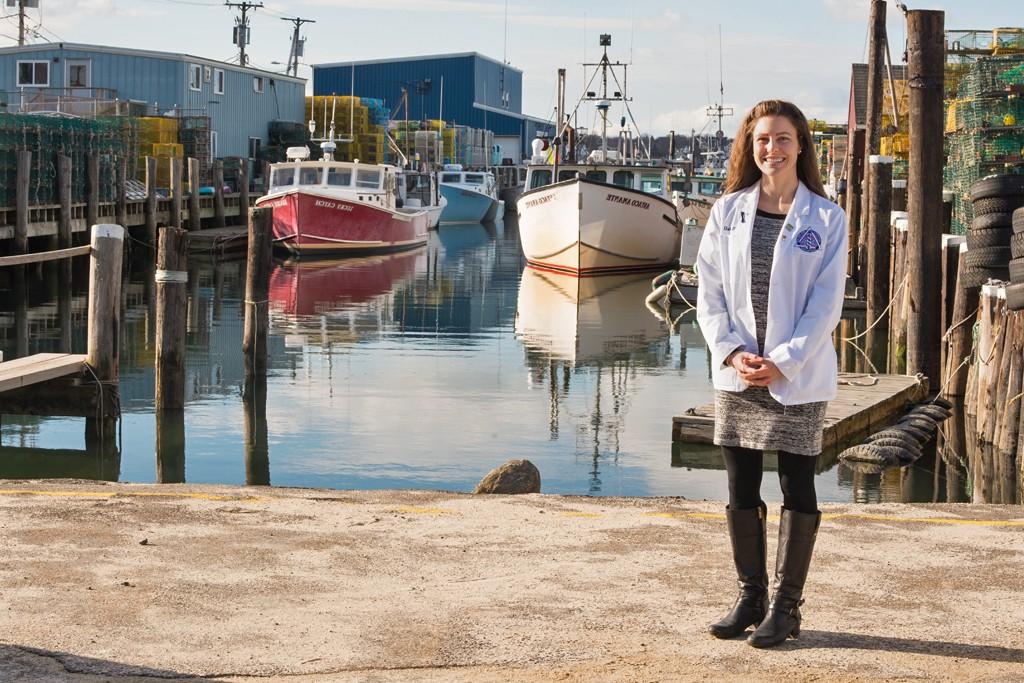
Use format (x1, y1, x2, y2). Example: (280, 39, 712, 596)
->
(723, 99, 827, 198)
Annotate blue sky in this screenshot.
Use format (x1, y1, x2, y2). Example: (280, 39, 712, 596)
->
(5, 1, 1021, 135)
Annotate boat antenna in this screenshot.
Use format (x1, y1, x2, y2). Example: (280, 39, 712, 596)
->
(705, 25, 733, 153)
(553, 68, 565, 180)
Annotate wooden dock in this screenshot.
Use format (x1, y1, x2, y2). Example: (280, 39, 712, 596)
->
(0, 353, 88, 393)
(187, 225, 249, 257)
(672, 373, 927, 449)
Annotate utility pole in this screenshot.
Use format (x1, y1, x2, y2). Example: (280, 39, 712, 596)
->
(225, 1, 263, 67)
(18, 0, 26, 46)
(281, 16, 315, 77)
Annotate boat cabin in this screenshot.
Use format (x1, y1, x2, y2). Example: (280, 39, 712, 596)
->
(437, 169, 498, 196)
(525, 164, 670, 198)
(268, 160, 405, 207)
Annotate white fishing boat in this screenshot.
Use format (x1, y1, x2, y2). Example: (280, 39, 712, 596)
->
(437, 165, 502, 223)
(516, 36, 680, 276)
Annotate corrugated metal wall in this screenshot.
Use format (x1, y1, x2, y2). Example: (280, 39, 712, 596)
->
(0, 46, 305, 159)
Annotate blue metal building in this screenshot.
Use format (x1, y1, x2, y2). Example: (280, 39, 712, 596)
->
(0, 43, 306, 159)
(313, 52, 553, 163)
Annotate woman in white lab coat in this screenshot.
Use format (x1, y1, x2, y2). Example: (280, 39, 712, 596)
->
(695, 100, 848, 648)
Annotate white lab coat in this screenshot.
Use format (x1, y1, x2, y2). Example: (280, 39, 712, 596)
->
(695, 180, 848, 405)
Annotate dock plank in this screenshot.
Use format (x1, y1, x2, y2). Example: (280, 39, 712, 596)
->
(672, 373, 927, 449)
(0, 353, 87, 394)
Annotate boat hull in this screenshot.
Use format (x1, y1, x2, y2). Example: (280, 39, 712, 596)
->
(439, 184, 499, 223)
(256, 189, 429, 257)
(516, 178, 681, 276)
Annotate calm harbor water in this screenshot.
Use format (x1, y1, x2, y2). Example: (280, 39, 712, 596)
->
(0, 215, 989, 503)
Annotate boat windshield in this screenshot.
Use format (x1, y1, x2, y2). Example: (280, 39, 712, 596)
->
(699, 180, 722, 196)
(356, 169, 381, 189)
(670, 179, 691, 192)
(464, 174, 485, 185)
(529, 170, 552, 189)
(557, 170, 578, 182)
(441, 173, 462, 183)
(327, 168, 352, 186)
(299, 167, 322, 186)
(613, 170, 634, 189)
(641, 173, 665, 194)
(271, 167, 296, 189)
(585, 170, 606, 183)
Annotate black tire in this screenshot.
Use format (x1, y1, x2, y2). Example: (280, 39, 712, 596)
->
(971, 212, 1015, 231)
(909, 405, 951, 422)
(896, 415, 938, 433)
(958, 265, 1008, 289)
(1013, 233, 1024, 260)
(1014, 206, 1024, 234)
(965, 246, 1010, 269)
(970, 174, 1024, 202)
(972, 196, 1024, 217)
(866, 435, 924, 455)
(1007, 282, 1024, 312)
(928, 397, 954, 410)
(1010, 257, 1024, 282)
(839, 443, 904, 467)
(967, 227, 1010, 250)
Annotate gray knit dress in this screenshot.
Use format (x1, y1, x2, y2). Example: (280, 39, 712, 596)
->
(713, 209, 827, 456)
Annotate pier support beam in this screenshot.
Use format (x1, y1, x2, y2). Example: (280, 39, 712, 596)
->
(238, 158, 250, 223)
(170, 158, 183, 229)
(243, 207, 272, 388)
(57, 154, 73, 249)
(155, 227, 189, 411)
(213, 159, 226, 228)
(86, 224, 124, 383)
(144, 156, 158, 247)
(15, 150, 30, 254)
(188, 157, 202, 231)
(861, 0, 887, 264)
(845, 129, 865, 282)
(86, 152, 100, 237)
(115, 156, 128, 230)
(905, 9, 945, 392)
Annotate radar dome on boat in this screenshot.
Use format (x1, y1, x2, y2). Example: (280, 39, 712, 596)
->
(286, 146, 310, 161)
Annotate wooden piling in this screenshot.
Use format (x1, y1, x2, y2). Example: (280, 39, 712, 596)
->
(115, 156, 128, 230)
(15, 150, 31, 254)
(939, 235, 965, 386)
(862, 0, 887, 253)
(213, 159, 226, 228)
(243, 373, 270, 486)
(891, 179, 908, 211)
(888, 218, 909, 373)
(943, 245, 979, 397)
(238, 158, 250, 222)
(86, 152, 100, 233)
(155, 409, 186, 484)
(262, 161, 271, 194)
(845, 128, 865, 280)
(170, 157, 183, 229)
(975, 286, 996, 433)
(144, 156, 158, 246)
(57, 154, 73, 249)
(905, 9, 946, 393)
(997, 312, 1023, 457)
(188, 157, 202, 231)
(988, 298, 1010, 445)
(865, 154, 893, 370)
(86, 224, 125, 383)
(243, 207, 273, 384)
(155, 227, 189, 411)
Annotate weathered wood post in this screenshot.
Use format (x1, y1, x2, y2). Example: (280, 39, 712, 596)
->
(115, 156, 128, 230)
(905, 9, 945, 392)
(57, 154, 73, 249)
(188, 157, 202, 231)
(997, 312, 1023, 458)
(213, 159, 226, 228)
(238, 158, 250, 222)
(975, 286, 996, 432)
(865, 154, 893, 370)
(942, 244, 977, 397)
(888, 218, 909, 373)
(262, 161, 271, 194)
(85, 224, 125, 452)
(891, 179, 907, 211)
(170, 157, 183, 229)
(861, 0, 887, 259)
(988, 298, 1010, 445)
(86, 151, 100, 233)
(939, 235, 965, 384)
(845, 128, 865, 281)
(15, 150, 31, 254)
(156, 409, 186, 484)
(144, 156, 158, 246)
(243, 207, 273, 392)
(155, 227, 189, 411)
(244, 371, 270, 486)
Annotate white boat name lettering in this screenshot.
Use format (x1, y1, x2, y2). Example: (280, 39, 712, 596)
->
(523, 194, 555, 209)
(314, 199, 354, 212)
(265, 199, 288, 208)
(606, 193, 649, 210)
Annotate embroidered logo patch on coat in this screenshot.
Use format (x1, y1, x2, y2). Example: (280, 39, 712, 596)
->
(795, 228, 822, 253)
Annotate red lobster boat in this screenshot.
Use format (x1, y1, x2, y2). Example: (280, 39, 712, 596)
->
(256, 154, 429, 257)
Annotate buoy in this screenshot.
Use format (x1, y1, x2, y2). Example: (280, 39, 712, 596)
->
(645, 283, 669, 305)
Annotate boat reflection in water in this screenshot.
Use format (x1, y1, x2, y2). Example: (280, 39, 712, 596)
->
(514, 267, 671, 492)
(269, 247, 428, 318)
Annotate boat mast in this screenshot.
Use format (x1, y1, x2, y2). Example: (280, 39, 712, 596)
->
(553, 68, 565, 180)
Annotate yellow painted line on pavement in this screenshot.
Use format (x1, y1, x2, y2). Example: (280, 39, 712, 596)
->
(559, 511, 602, 518)
(646, 511, 1024, 527)
(390, 506, 454, 515)
(0, 488, 265, 502)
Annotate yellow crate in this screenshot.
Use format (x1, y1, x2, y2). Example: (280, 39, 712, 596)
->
(151, 142, 184, 157)
(945, 100, 959, 133)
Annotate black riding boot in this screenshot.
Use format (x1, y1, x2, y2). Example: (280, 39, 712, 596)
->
(708, 502, 768, 639)
(748, 507, 821, 648)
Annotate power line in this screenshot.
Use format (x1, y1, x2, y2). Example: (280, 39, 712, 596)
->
(224, 1, 262, 67)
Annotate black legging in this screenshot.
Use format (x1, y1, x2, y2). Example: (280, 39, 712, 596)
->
(721, 445, 818, 513)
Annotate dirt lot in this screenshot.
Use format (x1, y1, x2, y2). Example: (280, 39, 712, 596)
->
(0, 481, 1021, 682)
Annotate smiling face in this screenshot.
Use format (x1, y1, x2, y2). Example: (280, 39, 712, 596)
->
(751, 115, 800, 181)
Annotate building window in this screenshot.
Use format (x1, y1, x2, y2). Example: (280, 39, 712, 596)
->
(188, 64, 201, 91)
(253, 76, 264, 94)
(248, 137, 261, 159)
(68, 64, 89, 88)
(16, 60, 49, 87)
(214, 68, 225, 95)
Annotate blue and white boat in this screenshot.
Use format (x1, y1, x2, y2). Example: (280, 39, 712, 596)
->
(437, 165, 502, 223)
